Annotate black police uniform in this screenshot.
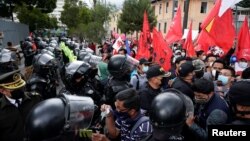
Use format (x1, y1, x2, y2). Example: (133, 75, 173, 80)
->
(0, 94, 41, 141)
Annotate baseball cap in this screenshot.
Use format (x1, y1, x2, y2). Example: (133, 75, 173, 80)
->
(139, 58, 151, 65)
(146, 65, 171, 79)
(192, 59, 205, 71)
(179, 62, 195, 77)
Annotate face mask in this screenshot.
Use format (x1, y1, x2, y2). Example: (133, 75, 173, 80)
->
(194, 97, 208, 104)
(11, 88, 25, 99)
(142, 66, 149, 73)
(209, 62, 214, 67)
(239, 62, 248, 69)
(181, 52, 186, 57)
(114, 110, 130, 120)
(218, 75, 229, 85)
(212, 69, 216, 77)
(202, 56, 206, 61)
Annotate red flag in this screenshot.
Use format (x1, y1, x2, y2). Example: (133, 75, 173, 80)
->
(201, 0, 221, 29)
(153, 28, 173, 71)
(136, 33, 150, 59)
(237, 16, 250, 55)
(196, 30, 215, 52)
(165, 6, 182, 44)
(136, 11, 151, 59)
(201, 0, 235, 54)
(143, 11, 151, 45)
(183, 21, 196, 57)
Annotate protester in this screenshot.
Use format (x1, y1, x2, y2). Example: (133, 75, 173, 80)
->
(172, 62, 195, 100)
(130, 58, 150, 90)
(228, 81, 250, 125)
(203, 59, 225, 81)
(100, 88, 152, 141)
(139, 65, 169, 114)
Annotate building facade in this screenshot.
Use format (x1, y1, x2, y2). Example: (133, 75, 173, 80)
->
(151, 0, 216, 36)
(107, 10, 122, 37)
(50, 0, 65, 27)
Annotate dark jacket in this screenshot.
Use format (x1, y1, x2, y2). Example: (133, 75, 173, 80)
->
(139, 82, 163, 114)
(195, 93, 231, 129)
(0, 94, 41, 141)
(172, 77, 194, 100)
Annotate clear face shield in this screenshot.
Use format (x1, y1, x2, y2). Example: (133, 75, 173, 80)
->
(60, 94, 95, 131)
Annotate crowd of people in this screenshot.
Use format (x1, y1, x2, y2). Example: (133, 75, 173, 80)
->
(0, 35, 250, 141)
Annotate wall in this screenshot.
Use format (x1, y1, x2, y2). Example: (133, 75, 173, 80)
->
(0, 19, 29, 49)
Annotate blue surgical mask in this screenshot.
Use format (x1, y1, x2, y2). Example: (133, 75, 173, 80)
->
(218, 75, 229, 85)
(239, 62, 248, 69)
(142, 66, 149, 73)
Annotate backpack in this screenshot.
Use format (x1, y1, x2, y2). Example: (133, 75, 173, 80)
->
(130, 116, 150, 138)
(133, 74, 140, 90)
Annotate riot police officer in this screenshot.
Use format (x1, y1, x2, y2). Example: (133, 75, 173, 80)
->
(142, 88, 195, 141)
(26, 52, 58, 99)
(25, 94, 95, 141)
(60, 60, 101, 105)
(102, 55, 135, 108)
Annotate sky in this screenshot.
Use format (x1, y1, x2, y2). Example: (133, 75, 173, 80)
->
(84, 0, 125, 9)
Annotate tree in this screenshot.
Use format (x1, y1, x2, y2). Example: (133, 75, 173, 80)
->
(118, 0, 157, 34)
(17, 6, 58, 31)
(237, 0, 250, 8)
(61, 1, 114, 43)
(0, 0, 57, 18)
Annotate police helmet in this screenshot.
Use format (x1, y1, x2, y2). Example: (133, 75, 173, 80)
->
(33, 53, 57, 75)
(25, 94, 95, 141)
(150, 89, 193, 131)
(63, 61, 97, 89)
(108, 55, 131, 79)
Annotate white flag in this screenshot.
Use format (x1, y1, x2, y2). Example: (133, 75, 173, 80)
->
(219, 0, 242, 17)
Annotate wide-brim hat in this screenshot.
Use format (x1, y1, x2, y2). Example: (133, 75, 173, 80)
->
(0, 69, 26, 90)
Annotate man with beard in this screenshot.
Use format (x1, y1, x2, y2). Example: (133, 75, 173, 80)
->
(0, 70, 41, 141)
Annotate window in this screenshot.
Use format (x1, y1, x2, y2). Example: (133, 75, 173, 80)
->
(200, 2, 207, 13)
(159, 4, 162, 14)
(158, 23, 161, 32)
(173, 0, 178, 16)
(174, 0, 178, 11)
(198, 22, 202, 33)
(166, 2, 169, 13)
(164, 22, 167, 33)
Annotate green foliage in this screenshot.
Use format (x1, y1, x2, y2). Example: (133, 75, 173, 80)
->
(61, 1, 114, 43)
(17, 6, 58, 31)
(237, 0, 250, 8)
(118, 0, 157, 34)
(0, 0, 56, 18)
